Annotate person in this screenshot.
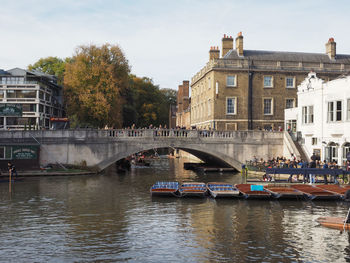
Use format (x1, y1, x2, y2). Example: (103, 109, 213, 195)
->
(309, 159, 316, 184)
(7, 161, 18, 178)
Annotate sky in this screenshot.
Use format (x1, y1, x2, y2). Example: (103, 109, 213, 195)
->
(1, 0, 350, 90)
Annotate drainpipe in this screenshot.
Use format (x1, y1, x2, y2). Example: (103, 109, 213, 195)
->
(248, 59, 253, 130)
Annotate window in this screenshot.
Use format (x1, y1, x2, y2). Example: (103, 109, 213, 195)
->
(22, 104, 36, 112)
(286, 77, 295, 88)
(263, 98, 273, 115)
(328, 100, 342, 122)
(302, 105, 314, 124)
(286, 99, 295, 109)
(264, 76, 273, 88)
(336, 101, 342, 121)
(6, 90, 36, 99)
(328, 101, 334, 122)
(347, 99, 350, 121)
(208, 78, 211, 89)
(226, 97, 237, 114)
(226, 76, 236, 87)
(308, 105, 314, 123)
(312, 137, 318, 145)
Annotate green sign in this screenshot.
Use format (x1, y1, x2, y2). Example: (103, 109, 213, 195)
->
(0, 104, 22, 116)
(12, 146, 38, 159)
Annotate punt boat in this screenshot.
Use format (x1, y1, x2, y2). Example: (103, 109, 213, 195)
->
(264, 185, 305, 200)
(291, 184, 340, 200)
(179, 182, 207, 197)
(315, 185, 347, 198)
(206, 182, 240, 198)
(317, 208, 350, 231)
(235, 184, 271, 199)
(150, 181, 179, 196)
(317, 217, 350, 230)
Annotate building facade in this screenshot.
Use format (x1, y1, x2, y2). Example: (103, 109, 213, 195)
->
(285, 72, 350, 165)
(191, 33, 350, 130)
(0, 68, 64, 130)
(176, 80, 191, 128)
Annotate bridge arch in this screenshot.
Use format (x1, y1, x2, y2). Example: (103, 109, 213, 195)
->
(97, 142, 242, 171)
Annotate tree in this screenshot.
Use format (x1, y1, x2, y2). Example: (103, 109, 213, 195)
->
(124, 76, 177, 128)
(64, 44, 130, 128)
(28, 57, 70, 85)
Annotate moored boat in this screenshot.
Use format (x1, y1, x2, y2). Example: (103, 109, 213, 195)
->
(264, 185, 305, 200)
(315, 185, 346, 198)
(291, 184, 340, 200)
(317, 216, 350, 230)
(235, 184, 271, 199)
(150, 181, 179, 196)
(207, 182, 240, 198)
(179, 182, 207, 197)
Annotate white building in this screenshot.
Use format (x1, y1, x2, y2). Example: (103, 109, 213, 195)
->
(285, 72, 350, 165)
(0, 68, 64, 129)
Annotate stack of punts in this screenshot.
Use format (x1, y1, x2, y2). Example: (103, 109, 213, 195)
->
(315, 185, 347, 198)
(264, 185, 305, 200)
(179, 182, 207, 197)
(291, 184, 340, 200)
(206, 182, 240, 198)
(235, 184, 271, 199)
(150, 181, 179, 196)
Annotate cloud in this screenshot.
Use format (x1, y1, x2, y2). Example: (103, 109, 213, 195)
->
(1, 0, 350, 90)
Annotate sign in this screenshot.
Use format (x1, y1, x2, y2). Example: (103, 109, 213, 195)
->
(0, 104, 22, 116)
(12, 146, 38, 159)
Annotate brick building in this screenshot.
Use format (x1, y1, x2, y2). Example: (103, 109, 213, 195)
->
(190, 33, 350, 130)
(176, 80, 191, 128)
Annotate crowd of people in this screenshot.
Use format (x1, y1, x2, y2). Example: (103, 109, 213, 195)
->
(247, 153, 350, 184)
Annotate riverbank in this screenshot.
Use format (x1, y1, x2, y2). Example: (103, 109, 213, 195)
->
(0, 169, 96, 178)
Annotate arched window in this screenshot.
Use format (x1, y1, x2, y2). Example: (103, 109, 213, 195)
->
(325, 142, 339, 162)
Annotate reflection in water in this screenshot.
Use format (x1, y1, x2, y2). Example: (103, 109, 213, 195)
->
(0, 157, 349, 262)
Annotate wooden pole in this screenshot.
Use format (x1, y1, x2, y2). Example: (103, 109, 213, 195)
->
(9, 169, 12, 193)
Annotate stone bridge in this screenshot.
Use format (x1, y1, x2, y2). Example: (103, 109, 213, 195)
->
(0, 129, 284, 171)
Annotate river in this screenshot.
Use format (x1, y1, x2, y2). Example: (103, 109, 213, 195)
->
(0, 157, 349, 262)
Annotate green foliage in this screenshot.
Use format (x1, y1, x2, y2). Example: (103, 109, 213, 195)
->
(123, 75, 177, 128)
(28, 57, 69, 85)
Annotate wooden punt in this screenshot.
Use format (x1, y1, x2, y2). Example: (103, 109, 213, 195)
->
(264, 185, 305, 200)
(291, 184, 340, 200)
(235, 184, 271, 199)
(150, 181, 179, 196)
(206, 182, 240, 198)
(317, 216, 350, 230)
(315, 185, 346, 198)
(179, 182, 207, 197)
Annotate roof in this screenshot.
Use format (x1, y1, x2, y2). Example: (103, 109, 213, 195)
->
(224, 49, 350, 64)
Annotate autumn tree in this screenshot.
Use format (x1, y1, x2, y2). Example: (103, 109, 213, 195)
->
(64, 44, 130, 128)
(28, 56, 70, 85)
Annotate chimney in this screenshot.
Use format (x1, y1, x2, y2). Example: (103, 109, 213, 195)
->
(182, 81, 190, 110)
(326, 37, 336, 59)
(221, 34, 233, 57)
(209, 46, 220, 60)
(177, 84, 183, 113)
(235, 32, 244, 56)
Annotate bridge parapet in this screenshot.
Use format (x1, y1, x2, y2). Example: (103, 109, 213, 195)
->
(0, 129, 283, 143)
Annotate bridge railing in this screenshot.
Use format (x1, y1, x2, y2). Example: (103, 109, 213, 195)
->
(105, 129, 281, 139)
(0, 129, 282, 141)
